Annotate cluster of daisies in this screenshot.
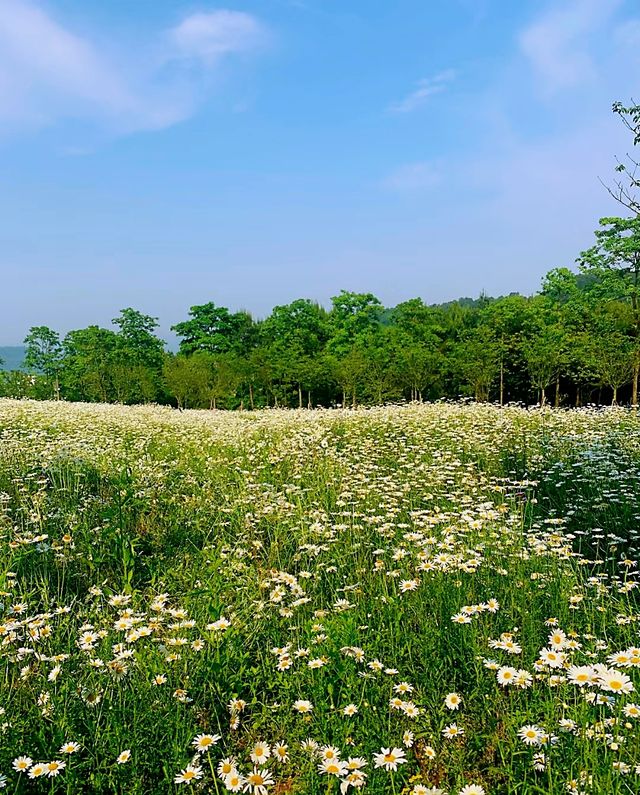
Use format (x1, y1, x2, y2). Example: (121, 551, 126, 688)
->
(168, 735, 488, 795)
(2, 400, 640, 794)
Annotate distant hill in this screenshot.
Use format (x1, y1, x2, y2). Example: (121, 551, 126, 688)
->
(0, 347, 26, 371)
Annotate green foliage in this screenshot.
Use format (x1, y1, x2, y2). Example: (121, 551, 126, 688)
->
(172, 302, 255, 356)
(24, 326, 63, 399)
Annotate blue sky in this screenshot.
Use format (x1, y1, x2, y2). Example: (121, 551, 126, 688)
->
(1, 0, 639, 343)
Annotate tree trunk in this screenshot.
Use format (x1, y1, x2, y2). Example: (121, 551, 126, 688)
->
(249, 383, 254, 410)
(54, 374, 60, 401)
(554, 375, 560, 408)
(298, 383, 303, 409)
(307, 391, 312, 409)
(633, 362, 639, 407)
(342, 390, 346, 407)
(418, 390, 422, 402)
(352, 388, 356, 409)
(575, 385, 581, 407)
(612, 385, 618, 405)
(540, 387, 546, 407)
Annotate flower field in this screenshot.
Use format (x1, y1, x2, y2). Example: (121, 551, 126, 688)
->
(1, 399, 639, 794)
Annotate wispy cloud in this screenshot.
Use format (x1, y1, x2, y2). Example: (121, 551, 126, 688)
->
(379, 0, 640, 291)
(388, 69, 456, 114)
(382, 161, 442, 191)
(169, 11, 267, 65)
(0, 1, 268, 137)
(519, 0, 623, 93)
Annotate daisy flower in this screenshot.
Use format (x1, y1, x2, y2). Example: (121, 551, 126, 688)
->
(28, 763, 47, 779)
(445, 692, 462, 710)
(12, 757, 33, 773)
(59, 742, 81, 755)
(244, 767, 274, 794)
(192, 733, 221, 753)
(318, 758, 347, 776)
(273, 743, 289, 762)
(343, 704, 358, 716)
(373, 747, 407, 771)
(402, 730, 414, 747)
(518, 725, 545, 746)
(217, 757, 237, 778)
(496, 666, 518, 686)
(225, 771, 245, 792)
(174, 765, 203, 784)
(599, 669, 634, 694)
(46, 760, 66, 777)
(250, 742, 271, 764)
(442, 723, 464, 739)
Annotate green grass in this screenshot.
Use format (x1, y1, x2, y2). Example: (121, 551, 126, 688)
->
(0, 400, 639, 794)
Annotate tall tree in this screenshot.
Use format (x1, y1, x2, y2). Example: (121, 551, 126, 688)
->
(112, 308, 165, 369)
(62, 327, 120, 402)
(163, 354, 208, 409)
(23, 326, 63, 399)
(172, 303, 255, 356)
(454, 327, 500, 402)
(328, 291, 383, 354)
(606, 101, 640, 215)
(578, 217, 640, 404)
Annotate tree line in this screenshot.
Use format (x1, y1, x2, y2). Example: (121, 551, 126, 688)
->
(2, 102, 639, 410)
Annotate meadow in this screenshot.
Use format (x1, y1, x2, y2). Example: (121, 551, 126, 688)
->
(0, 399, 639, 794)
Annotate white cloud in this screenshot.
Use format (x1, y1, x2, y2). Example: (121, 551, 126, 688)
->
(388, 69, 456, 114)
(169, 11, 266, 65)
(0, 1, 267, 136)
(382, 161, 442, 191)
(519, 0, 623, 93)
(378, 0, 640, 296)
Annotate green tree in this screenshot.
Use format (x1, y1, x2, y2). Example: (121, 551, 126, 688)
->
(587, 331, 633, 404)
(481, 294, 531, 405)
(607, 101, 640, 215)
(329, 347, 369, 407)
(23, 326, 63, 399)
(578, 217, 640, 404)
(163, 355, 208, 409)
(386, 329, 441, 402)
(112, 308, 165, 368)
(454, 327, 500, 402)
(328, 291, 383, 354)
(172, 303, 255, 356)
(62, 326, 120, 402)
(264, 299, 329, 355)
(193, 351, 242, 409)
